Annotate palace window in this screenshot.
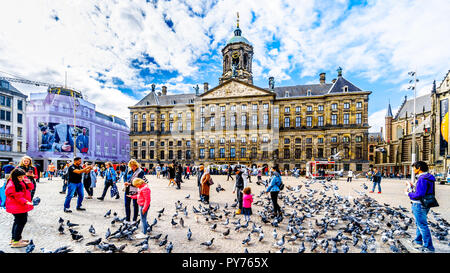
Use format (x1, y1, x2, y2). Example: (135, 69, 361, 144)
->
(318, 116, 324, 126)
(284, 117, 290, 128)
(356, 113, 362, 124)
(284, 107, 290, 113)
(307, 105, 312, 112)
(296, 117, 301, 127)
(318, 105, 324, 112)
(295, 106, 301, 113)
(343, 114, 349, 125)
(331, 114, 337, 125)
(344, 102, 350, 109)
(263, 114, 269, 125)
(356, 102, 362, 108)
(306, 116, 312, 127)
(252, 114, 257, 126)
(331, 103, 338, 110)
(199, 148, 205, 159)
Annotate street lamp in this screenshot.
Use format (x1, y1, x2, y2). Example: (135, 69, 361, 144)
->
(71, 91, 80, 160)
(408, 70, 419, 185)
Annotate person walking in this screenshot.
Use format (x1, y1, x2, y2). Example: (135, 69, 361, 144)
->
(242, 187, 253, 222)
(82, 163, 97, 199)
(59, 162, 71, 194)
(233, 168, 244, 215)
(200, 167, 212, 204)
(370, 167, 382, 193)
(406, 161, 436, 253)
(63, 157, 93, 213)
(347, 170, 353, 183)
(227, 165, 234, 181)
(257, 167, 262, 183)
(168, 163, 176, 187)
(5, 168, 34, 248)
(17, 156, 38, 199)
(266, 165, 282, 218)
(97, 162, 119, 201)
(128, 178, 151, 239)
(123, 159, 148, 224)
(175, 164, 183, 190)
(156, 165, 161, 179)
(197, 164, 205, 202)
(47, 162, 56, 181)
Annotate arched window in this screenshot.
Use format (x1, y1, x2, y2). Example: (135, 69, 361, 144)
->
(243, 53, 248, 69)
(224, 55, 229, 71)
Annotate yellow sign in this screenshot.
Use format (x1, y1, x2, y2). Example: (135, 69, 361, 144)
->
(442, 112, 449, 142)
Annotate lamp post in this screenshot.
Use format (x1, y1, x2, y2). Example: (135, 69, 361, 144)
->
(71, 91, 80, 160)
(408, 70, 419, 185)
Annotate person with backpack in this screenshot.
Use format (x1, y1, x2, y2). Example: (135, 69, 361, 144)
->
(266, 165, 283, 218)
(406, 161, 437, 253)
(97, 162, 119, 201)
(59, 162, 71, 194)
(82, 163, 97, 199)
(5, 168, 34, 248)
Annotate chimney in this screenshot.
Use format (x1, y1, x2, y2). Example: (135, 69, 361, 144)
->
(319, 72, 326, 84)
(268, 76, 274, 90)
(204, 82, 209, 93)
(331, 78, 337, 83)
(162, 86, 167, 96)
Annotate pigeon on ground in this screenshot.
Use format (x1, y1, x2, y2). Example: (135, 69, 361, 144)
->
(86, 238, 102, 246)
(166, 242, 173, 253)
(58, 217, 64, 224)
(187, 229, 192, 241)
(89, 225, 96, 236)
(222, 228, 230, 237)
(58, 224, 64, 234)
(71, 233, 84, 242)
(25, 239, 35, 253)
(104, 209, 111, 218)
(66, 220, 79, 228)
(159, 235, 168, 247)
(200, 238, 215, 248)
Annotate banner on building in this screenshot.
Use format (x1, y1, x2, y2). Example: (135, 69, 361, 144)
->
(38, 122, 89, 154)
(440, 99, 448, 155)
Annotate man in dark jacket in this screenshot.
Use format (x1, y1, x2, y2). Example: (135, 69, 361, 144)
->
(406, 161, 436, 253)
(197, 164, 204, 202)
(370, 167, 382, 193)
(227, 165, 234, 181)
(233, 168, 244, 214)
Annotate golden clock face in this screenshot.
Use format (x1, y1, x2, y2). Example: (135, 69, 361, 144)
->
(232, 51, 240, 59)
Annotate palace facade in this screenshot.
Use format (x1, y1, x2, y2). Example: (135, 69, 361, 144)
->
(129, 20, 371, 172)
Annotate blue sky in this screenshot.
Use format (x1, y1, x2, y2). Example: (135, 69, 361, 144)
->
(1, 0, 449, 132)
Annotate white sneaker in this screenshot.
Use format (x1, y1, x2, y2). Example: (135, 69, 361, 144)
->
(135, 233, 147, 239)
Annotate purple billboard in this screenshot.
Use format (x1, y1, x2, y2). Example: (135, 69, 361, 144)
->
(38, 122, 89, 154)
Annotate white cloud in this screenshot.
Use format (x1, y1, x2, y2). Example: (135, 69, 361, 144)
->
(369, 106, 400, 133)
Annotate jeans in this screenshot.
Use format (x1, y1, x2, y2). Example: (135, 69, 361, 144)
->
(100, 181, 114, 199)
(140, 206, 149, 234)
(412, 203, 435, 251)
(12, 213, 28, 241)
(236, 189, 243, 210)
(83, 180, 93, 196)
(64, 182, 84, 209)
(372, 181, 381, 192)
(30, 180, 36, 199)
(61, 179, 68, 193)
(270, 191, 281, 215)
(124, 195, 139, 222)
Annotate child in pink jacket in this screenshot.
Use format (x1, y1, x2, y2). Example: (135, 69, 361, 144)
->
(128, 178, 151, 239)
(5, 168, 34, 248)
(242, 187, 253, 222)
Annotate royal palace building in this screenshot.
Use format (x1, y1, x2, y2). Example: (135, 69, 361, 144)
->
(129, 20, 372, 172)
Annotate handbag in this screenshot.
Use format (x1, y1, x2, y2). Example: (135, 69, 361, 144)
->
(420, 178, 439, 208)
(207, 177, 214, 186)
(110, 183, 119, 198)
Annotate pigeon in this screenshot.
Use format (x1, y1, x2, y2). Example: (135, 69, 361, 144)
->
(274, 235, 285, 248)
(298, 242, 305, 253)
(66, 220, 79, 228)
(104, 209, 111, 218)
(187, 229, 192, 241)
(157, 208, 165, 214)
(242, 234, 251, 245)
(342, 242, 349, 253)
(25, 239, 35, 253)
(200, 238, 214, 248)
(258, 232, 265, 242)
(244, 248, 249, 253)
(171, 218, 178, 227)
(277, 247, 286, 253)
(71, 233, 84, 242)
(180, 217, 185, 228)
(105, 228, 111, 239)
(210, 223, 217, 231)
(32, 197, 41, 206)
(222, 218, 229, 226)
(86, 238, 102, 246)
(222, 228, 230, 237)
(58, 217, 64, 224)
(58, 224, 65, 234)
(150, 233, 162, 240)
(138, 241, 149, 253)
(185, 194, 190, 199)
(166, 242, 173, 253)
(159, 235, 168, 247)
(273, 229, 278, 240)
(89, 225, 96, 236)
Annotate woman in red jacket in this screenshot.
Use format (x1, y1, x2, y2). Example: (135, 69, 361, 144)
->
(128, 178, 151, 239)
(5, 168, 34, 248)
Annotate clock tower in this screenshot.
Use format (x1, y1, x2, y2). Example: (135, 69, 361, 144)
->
(219, 13, 254, 85)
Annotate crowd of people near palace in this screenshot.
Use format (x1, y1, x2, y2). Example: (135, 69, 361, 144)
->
(0, 156, 439, 252)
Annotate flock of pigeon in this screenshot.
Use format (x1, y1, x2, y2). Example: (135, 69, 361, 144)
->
(3, 178, 449, 253)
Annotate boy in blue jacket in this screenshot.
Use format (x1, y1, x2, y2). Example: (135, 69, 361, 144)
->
(405, 161, 435, 253)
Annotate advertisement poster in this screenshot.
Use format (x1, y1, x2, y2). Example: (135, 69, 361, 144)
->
(440, 99, 448, 156)
(38, 122, 89, 154)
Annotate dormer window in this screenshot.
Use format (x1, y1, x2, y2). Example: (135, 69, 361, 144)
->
(343, 86, 348, 92)
(285, 91, 289, 98)
(307, 90, 311, 96)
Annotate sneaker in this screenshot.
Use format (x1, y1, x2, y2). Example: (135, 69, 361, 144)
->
(378, 192, 381, 194)
(115, 195, 120, 199)
(59, 191, 66, 194)
(411, 240, 422, 249)
(97, 197, 104, 201)
(369, 191, 374, 193)
(76, 207, 86, 211)
(10, 241, 29, 248)
(135, 233, 148, 239)
(420, 247, 435, 253)
(64, 209, 72, 213)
